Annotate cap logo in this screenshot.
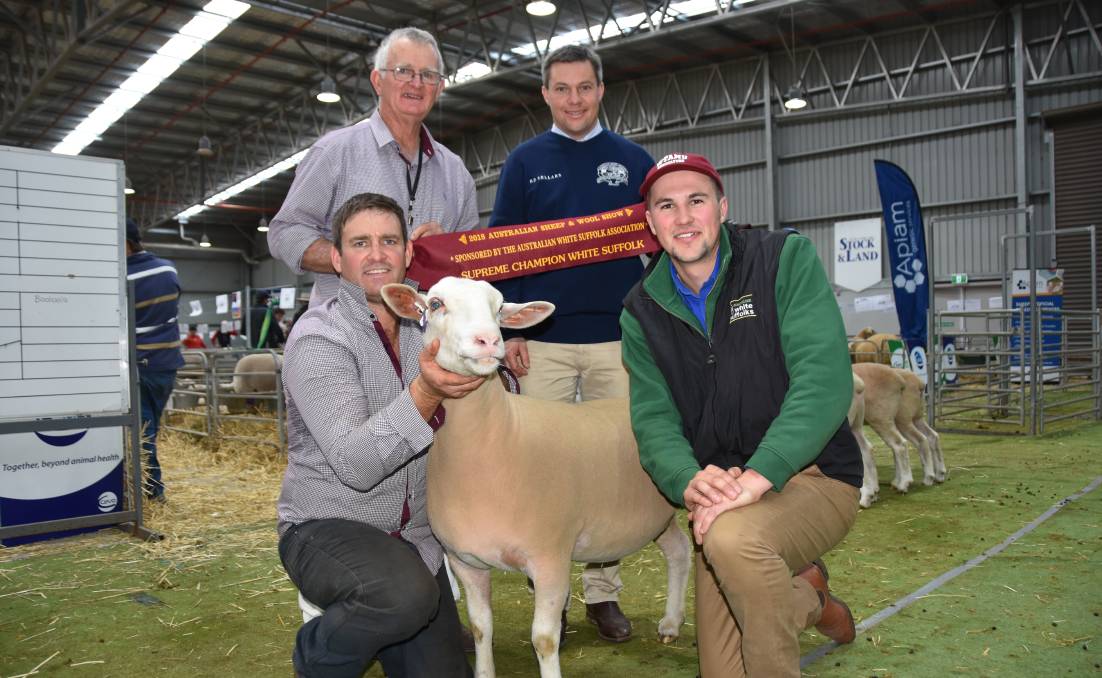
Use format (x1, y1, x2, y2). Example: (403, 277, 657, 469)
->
(656, 153, 688, 168)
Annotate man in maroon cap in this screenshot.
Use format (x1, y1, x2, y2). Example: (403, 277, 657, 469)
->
(620, 153, 863, 677)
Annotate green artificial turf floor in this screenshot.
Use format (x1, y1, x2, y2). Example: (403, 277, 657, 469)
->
(2, 423, 1100, 677)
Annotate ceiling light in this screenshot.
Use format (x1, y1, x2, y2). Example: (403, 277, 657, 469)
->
(175, 148, 308, 221)
(453, 62, 492, 84)
(316, 75, 340, 103)
(124, 176, 135, 195)
(257, 216, 269, 232)
(196, 134, 214, 157)
(51, 0, 248, 157)
(783, 84, 807, 111)
(526, 1, 557, 16)
(199, 233, 212, 248)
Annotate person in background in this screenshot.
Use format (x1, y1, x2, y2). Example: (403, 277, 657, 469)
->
(182, 324, 207, 349)
(249, 292, 285, 349)
(486, 43, 654, 643)
(210, 328, 231, 349)
(125, 218, 185, 503)
(268, 26, 479, 308)
(270, 308, 287, 348)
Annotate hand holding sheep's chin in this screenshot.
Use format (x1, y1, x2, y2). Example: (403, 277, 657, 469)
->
(503, 338, 530, 377)
(412, 340, 486, 421)
(688, 469, 773, 545)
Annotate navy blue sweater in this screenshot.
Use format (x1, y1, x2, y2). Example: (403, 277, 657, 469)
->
(489, 130, 654, 343)
(127, 250, 185, 372)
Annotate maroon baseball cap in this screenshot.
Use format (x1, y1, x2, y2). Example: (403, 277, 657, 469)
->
(639, 152, 724, 199)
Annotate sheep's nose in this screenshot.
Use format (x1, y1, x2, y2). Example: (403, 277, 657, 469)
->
(472, 334, 500, 348)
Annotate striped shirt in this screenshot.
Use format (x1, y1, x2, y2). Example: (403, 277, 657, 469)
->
(276, 277, 442, 572)
(126, 250, 185, 371)
(267, 111, 480, 307)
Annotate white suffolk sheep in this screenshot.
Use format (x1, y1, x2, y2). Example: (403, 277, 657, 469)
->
(382, 277, 691, 678)
(231, 353, 282, 394)
(850, 363, 947, 507)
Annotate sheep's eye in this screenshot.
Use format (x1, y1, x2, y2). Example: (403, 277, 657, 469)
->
(428, 299, 444, 312)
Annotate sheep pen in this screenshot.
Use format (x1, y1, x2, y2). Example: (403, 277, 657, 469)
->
(2, 417, 1100, 676)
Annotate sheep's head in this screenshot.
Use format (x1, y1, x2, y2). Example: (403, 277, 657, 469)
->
(381, 277, 555, 377)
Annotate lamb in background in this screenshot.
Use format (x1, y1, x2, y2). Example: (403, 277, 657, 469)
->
(851, 363, 947, 507)
(854, 326, 902, 365)
(849, 338, 880, 363)
(231, 352, 281, 394)
(382, 277, 691, 678)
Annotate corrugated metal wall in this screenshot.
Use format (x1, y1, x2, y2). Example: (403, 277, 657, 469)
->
(464, 3, 1102, 288)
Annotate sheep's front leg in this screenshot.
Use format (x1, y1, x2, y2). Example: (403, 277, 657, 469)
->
(654, 518, 690, 642)
(449, 556, 495, 678)
(529, 560, 571, 678)
(917, 419, 948, 482)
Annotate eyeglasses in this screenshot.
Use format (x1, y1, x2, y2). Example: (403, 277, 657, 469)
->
(380, 66, 444, 86)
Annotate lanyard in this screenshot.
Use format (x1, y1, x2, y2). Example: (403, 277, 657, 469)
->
(404, 145, 424, 229)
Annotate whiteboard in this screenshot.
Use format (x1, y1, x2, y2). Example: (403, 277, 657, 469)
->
(0, 147, 129, 422)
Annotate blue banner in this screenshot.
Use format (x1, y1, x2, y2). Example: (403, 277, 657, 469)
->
(874, 160, 930, 365)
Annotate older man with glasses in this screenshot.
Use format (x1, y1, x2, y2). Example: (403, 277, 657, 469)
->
(269, 26, 480, 308)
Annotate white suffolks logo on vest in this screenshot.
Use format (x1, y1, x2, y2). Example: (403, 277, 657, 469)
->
(596, 162, 628, 187)
(729, 294, 756, 324)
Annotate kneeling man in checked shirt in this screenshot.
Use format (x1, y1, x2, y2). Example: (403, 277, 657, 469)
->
(277, 192, 483, 678)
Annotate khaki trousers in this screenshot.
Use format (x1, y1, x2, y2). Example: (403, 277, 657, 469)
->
(695, 465, 859, 678)
(518, 340, 627, 603)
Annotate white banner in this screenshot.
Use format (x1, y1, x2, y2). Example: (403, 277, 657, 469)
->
(0, 427, 122, 501)
(833, 218, 882, 292)
(279, 287, 296, 310)
(853, 293, 894, 313)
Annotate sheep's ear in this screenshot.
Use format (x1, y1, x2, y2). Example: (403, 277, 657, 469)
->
(500, 301, 555, 329)
(381, 283, 426, 321)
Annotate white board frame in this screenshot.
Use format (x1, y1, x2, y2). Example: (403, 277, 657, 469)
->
(0, 146, 130, 423)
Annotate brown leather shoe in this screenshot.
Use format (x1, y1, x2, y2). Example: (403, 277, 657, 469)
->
(585, 601, 632, 643)
(796, 559, 856, 644)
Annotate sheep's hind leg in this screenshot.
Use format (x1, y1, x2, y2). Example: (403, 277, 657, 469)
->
(654, 517, 691, 642)
(872, 423, 913, 493)
(449, 557, 495, 678)
(899, 420, 934, 486)
(853, 424, 879, 507)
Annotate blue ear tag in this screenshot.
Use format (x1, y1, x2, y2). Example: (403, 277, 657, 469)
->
(415, 303, 428, 329)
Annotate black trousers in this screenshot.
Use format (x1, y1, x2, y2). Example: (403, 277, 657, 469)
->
(279, 519, 472, 678)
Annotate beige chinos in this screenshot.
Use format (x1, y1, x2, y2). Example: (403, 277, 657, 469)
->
(695, 465, 859, 678)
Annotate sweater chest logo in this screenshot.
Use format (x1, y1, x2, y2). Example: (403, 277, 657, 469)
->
(729, 294, 756, 324)
(528, 172, 563, 185)
(596, 162, 628, 187)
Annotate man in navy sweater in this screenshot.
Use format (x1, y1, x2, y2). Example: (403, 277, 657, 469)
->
(125, 219, 185, 502)
(489, 44, 654, 644)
